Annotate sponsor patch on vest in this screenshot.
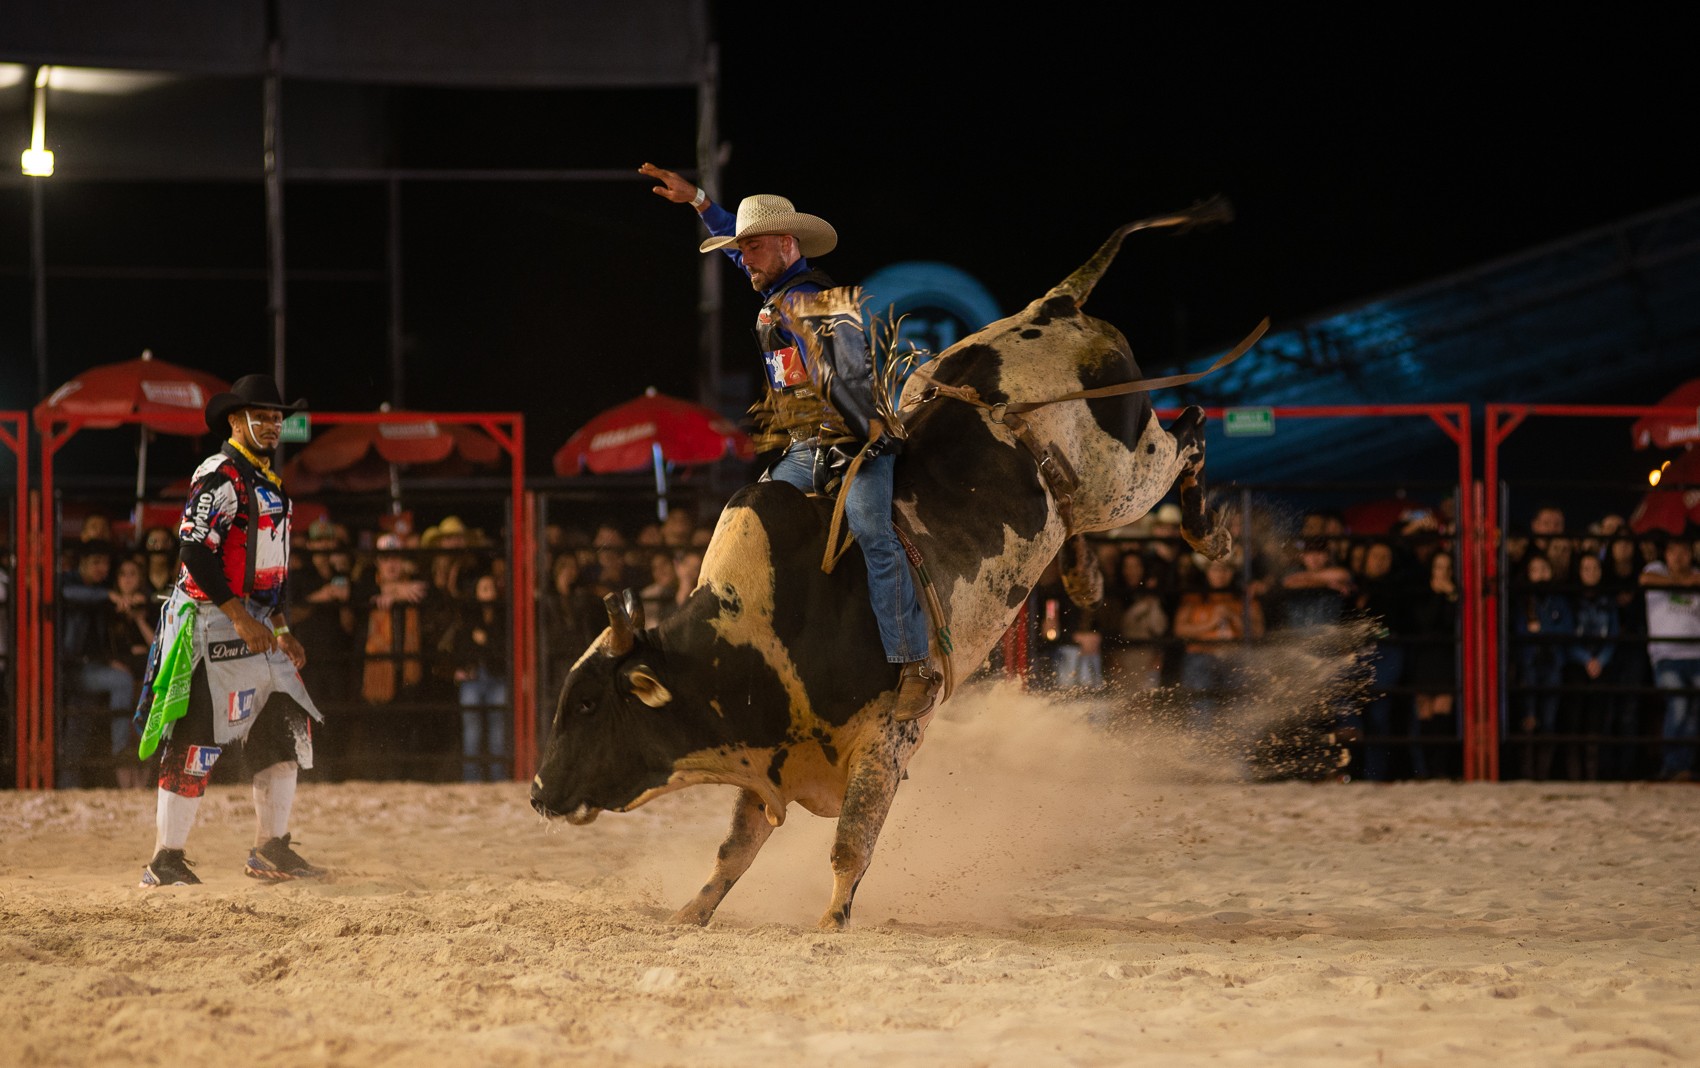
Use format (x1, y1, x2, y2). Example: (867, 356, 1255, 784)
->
(763, 346, 809, 390)
(208, 639, 251, 662)
(254, 484, 285, 516)
(185, 745, 222, 777)
(226, 688, 257, 724)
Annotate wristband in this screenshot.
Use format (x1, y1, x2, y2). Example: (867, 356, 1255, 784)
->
(273, 625, 291, 637)
(690, 187, 707, 209)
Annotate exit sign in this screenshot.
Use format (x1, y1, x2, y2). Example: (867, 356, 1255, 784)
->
(280, 412, 312, 443)
(1223, 407, 1274, 437)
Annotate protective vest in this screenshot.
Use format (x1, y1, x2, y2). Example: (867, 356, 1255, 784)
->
(754, 268, 835, 396)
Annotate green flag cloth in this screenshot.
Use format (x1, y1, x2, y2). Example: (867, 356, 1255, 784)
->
(138, 604, 196, 759)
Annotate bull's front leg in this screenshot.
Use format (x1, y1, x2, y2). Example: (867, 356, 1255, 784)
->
(819, 740, 906, 930)
(669, 787, 773, 926)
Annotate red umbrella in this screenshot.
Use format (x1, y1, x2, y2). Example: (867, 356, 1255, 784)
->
(281, 410, 503, 498)
(1629, 446, 1700, 536)
(34, 350, 230, 529)
(554, 387, 753, 476)
(1631, 378, 1700, 451)
(555, 388, 754, 520)
(34, 349, 228, 435)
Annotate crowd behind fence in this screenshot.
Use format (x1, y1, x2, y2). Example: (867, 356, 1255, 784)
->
(6, 483, 1699, 789)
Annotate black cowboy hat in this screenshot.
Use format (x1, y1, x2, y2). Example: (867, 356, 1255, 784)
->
(204, 374, 307, 434)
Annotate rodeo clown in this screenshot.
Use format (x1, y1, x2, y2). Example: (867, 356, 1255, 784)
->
(134, 374, 327, 887)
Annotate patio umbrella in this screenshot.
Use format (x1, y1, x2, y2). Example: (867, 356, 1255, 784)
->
(1631, 377, 1700, 450)
(280, 408, 503, 507)
(553, 387, 754, 519)
(34, 349, 229, 530)
(1628, 445, 1700, 536)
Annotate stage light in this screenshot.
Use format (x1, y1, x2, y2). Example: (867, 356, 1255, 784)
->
(1650, 460, 1669, 487)
(21, 65, 53, 177)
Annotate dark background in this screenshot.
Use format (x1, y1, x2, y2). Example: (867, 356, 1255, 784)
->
(2, 9, 1695, 506)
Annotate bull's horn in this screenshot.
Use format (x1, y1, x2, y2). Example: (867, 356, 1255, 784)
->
(1046, 195, 1234, 309)
(622, 588, 647, 632)
(603, 591, 635, 656)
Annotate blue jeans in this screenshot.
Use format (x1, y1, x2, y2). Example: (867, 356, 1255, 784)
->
(1052, 644, 1103, 690)
(56, 661, 137, 788)
(1654, 657, 1700, 779)
(1180, 651, 1235, 733)
(459, 673, 509, 782)
(1361, 643, 1406, 782)
(768, 442, 930, 663)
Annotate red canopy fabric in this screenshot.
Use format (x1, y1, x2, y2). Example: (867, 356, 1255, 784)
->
(1631, 378, 1700, 451)
(291, 419, 502, 474)
(554, 388, 754, 476)
(1629, 446, 1700, 536)
(34, 352, 229, 435)
(279, 416, 504, 493)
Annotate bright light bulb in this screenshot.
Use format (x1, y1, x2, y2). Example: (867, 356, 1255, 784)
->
(21, 148, 53, 177)
(1650, 460, 1669, 487)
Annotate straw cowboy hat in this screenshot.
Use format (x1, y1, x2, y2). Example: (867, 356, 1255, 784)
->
(422, 514, 490, 549)
(204, 374, 307, 434)
(699, 194, 838, 259)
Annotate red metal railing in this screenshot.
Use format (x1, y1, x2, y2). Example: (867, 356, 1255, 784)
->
(29, 409, 533, 788)
(1482, 402, 1696, 783)
(0, 414, 32, 789)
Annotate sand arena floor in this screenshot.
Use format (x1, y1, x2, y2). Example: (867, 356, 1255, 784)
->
(3, 682, 1696, 1068)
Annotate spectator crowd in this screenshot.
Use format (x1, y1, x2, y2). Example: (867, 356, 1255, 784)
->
(21, 492, 1700, 788)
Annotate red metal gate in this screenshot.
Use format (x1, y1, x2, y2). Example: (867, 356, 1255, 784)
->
(28, 408, 534, 788)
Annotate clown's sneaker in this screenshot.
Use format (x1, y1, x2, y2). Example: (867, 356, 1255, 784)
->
(244, 833, 325, 880)
(140, 848, 200, 887)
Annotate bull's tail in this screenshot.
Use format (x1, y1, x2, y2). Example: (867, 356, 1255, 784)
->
(1046, 196, 1234, 310)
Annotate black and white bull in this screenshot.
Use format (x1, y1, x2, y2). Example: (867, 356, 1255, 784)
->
(532, 201, 1253, 929)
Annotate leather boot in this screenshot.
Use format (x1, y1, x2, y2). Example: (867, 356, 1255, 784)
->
(893, 659, 941, 722)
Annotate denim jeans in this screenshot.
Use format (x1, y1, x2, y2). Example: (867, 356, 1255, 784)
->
(1052, 644, 1103, 690)
(459, 673, 509, 782)
(1361, 643, 1406, 782)
(768, 442, 930, 663)
(1180, 651, 1235, 733)
(1654, 657, 1700, 779)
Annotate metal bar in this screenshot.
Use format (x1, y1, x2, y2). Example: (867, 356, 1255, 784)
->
(387, 176, 405, 408)
(0, 416, 30, 789)
(264, 0, 288, 393)
(29, 177, 47, 402)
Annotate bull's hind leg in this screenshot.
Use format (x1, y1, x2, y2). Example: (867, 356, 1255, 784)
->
(819, 743, 906, 930)
(1171, 404, 1232, 560)
(669, 787, 773, 926)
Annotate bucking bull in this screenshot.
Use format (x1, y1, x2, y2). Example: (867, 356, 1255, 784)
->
(532, 198, 1266, 929)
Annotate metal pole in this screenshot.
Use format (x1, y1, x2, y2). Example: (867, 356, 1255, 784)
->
(30, 171, 47, 401)
(696, 43, 723, 415)
(388, 175, 405, 407)
(264, 0, 287, 391)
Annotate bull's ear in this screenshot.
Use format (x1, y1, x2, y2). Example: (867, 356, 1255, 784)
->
(627, 666, 673, 709)
(603, 592, 634, 656)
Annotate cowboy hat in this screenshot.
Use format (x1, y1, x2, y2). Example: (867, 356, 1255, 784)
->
(204, 374, 307, 434)
(699, 194, 837, 259)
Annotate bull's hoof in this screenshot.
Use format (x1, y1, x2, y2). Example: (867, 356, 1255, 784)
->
(668, 905, 714, 926)
(1186, 523, 1232, 561)
(816, 909, 850, 931)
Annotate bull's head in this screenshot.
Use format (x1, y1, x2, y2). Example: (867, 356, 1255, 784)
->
(530, 589, 680, 825)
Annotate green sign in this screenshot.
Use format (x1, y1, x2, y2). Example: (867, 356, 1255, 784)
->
(280, 411, 312, 443)
(1223, 407, 1274, 437)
